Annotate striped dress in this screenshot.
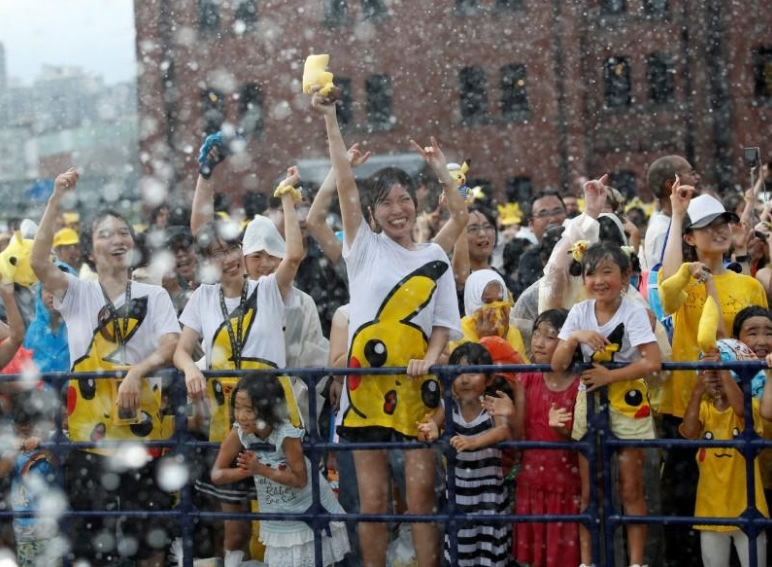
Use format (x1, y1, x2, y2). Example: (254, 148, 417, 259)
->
(444, 403, 511, 567)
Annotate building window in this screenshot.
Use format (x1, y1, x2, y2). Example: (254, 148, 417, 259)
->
(459, 66, 489, 124)
(234, 0, 257, 30)
(456, 0, 479, 15)
(609, 170, 637, 200)
(505, 176, 533, 204)
(497, 0, 522, 9)
(198, 0, 220, 33)
(600, 0, 626, 14)
(238, 83, 263, 136)
(336, 77, 354, 129)
(324, 0, 348, 25)
(604, 56, 632, 108)
(753, 47, 772, 101)
(642, 0, 668, 16)
(361, 0, 387, 20)
(500, 63, 529, 119)
(646, 52, 675, 104)
(201, 88, 225, 135)
(366, 74, 393, 131)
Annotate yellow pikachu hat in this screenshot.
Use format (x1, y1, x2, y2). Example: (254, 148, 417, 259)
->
(0, 230, 37, 288)
(303, 54, 336, 97)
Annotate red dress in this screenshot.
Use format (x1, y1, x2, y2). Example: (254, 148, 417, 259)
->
(515, 372, 581, 567)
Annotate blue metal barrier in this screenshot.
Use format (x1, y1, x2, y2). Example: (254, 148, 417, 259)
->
(0, 360, 770, 567)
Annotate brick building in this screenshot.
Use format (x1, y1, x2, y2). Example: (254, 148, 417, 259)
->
(133, 0, 772, 209)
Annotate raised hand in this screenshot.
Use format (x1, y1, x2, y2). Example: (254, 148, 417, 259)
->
(347, 143, 372, 168)
(410, 136, 449, 174)
(482, 391, 515, 418)
(310, 87, 337, 117)
(54, 168, 79, 196)
(670, 175, 694, 218)
(583, 174, 609, 218)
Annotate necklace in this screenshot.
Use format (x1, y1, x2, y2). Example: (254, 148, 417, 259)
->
(218, 278, 249, 370)
(99, 281, 132, 364)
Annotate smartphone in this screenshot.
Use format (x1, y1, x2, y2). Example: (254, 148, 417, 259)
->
(744, 147, 761, 168)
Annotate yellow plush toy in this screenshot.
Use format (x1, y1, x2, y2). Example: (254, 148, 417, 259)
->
(0, 230, 37, 288)
(302, 54, 336, 97)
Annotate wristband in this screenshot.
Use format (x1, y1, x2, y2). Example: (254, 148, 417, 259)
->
(735, 255, 750, 263)
(274, 184, 303, 203)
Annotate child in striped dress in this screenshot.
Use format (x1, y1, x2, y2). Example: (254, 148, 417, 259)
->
(418, 342, 512, 567)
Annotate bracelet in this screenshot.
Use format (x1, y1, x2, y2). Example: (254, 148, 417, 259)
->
(274, 184, 303, 203)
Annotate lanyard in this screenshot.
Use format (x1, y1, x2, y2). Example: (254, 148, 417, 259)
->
(99, 281, 132, 364)
(218, 279, 249, 370)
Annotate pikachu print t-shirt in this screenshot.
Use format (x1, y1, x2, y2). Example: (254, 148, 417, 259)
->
(55, 273, 181, 452)
(179, 275, 301, 440)
(342, 219, 461, 436)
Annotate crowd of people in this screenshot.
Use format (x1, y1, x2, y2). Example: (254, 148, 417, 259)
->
(0, 82, 772, 567)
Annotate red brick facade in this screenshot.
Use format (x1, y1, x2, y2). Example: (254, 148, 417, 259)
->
(134, 0, 772, 207)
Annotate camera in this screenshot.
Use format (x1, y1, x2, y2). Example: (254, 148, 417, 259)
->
(744, 147, 761, 168)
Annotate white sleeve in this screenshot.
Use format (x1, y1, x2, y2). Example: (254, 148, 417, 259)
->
(178, 286, 204, 334)
(430, 249, 462, 340)
(151, 288, 182, 337)
(342, 218, 376, 274)
(625, 302, 657, 348)
(53, 273, 84, 317)
(558, 303, 584, 342)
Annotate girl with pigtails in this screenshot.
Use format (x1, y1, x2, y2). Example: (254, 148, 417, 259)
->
(309, 84, 466, 567)
(552, 241, 663, 567)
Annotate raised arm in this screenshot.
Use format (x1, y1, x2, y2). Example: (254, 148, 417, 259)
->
(191, 136, 227, 235)
(311, 91, 362, 248)
(31, 169, 78, 300)
(679, 377, 705, 439)
(411, 137, 469, 253)
(661, 176, 693, 279)
(306, 143, 371, 264)
(273, 167, 304, 300)
(0, 284, 25, 370)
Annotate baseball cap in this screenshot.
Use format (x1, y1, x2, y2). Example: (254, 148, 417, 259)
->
(478, 336, 525, 382)
(242, 215, 286, 258)
(53, 228, 80, 248)
(686, 194, 739, 229)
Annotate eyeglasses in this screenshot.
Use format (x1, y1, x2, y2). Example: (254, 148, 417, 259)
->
(532, 208, 566, 220)
(467, 224, 496, 234)
(209, 243, 242, 259)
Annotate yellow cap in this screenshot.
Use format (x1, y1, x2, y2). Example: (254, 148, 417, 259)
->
(53, 228, 80, 248)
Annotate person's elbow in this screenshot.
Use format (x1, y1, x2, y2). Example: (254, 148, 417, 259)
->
(210, 468, 226, 485)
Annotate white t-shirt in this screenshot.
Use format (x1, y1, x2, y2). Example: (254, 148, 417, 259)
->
(179, 275, 286, 370)
(340, 220, 461, 435)
(643, 211, 670, 271)
(559, 296, 656, 364)
(55, 273, 181, 450)
(179, 274, 302, 439)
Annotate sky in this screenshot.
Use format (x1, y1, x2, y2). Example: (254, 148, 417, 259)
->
(0, 0, 136, 85)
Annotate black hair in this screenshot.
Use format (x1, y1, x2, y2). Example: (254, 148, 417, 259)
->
(244, 191, 269, 219)
(364, 167, 418, 212)
(90, 209, 134, 240)
(448, 342, 493, 369)
(646, 155, 683, 199)
(526, 190, 566, 223)
(232, 374, 289, 430)
(12, 389, 57, 426)
(578, 241, 632, 278)
(533, 308, 569, 333)
(148, 203, 170, 227)
(539, 223, 565, 264)
(487, 375, 514, 400)
(502, 237, 533, 278)
(732, 305, 772, 339)
(722, 191, 745, 217)
(167, 227, 195, 251)
(131, 232, 152, 269)
(569, 216, 640, 276)
(167, 206, 192, 229)
(195, 221, 242, 259)
(214, 192, 231, 214)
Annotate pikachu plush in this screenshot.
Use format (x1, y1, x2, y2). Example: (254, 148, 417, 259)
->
(0, 230, 37, 288)
(303, 54, 337, 97)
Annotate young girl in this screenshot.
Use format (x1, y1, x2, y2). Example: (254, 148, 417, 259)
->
(417, 342, 511, 567)
(552, 241, 662, 567)
(211, 374, 350, 567)
(311, 83, 465, 567)
(682, 362, 768, 567)
(515, 309, 581, 567)
(659, 185, 768, 565)
(174, 166, 305, 564)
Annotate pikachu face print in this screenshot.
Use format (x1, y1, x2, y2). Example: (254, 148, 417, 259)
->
(68, 296, 166, 452)
(208, 285, 302, 442)
(344, 261, 448, 436)
(591, 323, 651, 420)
